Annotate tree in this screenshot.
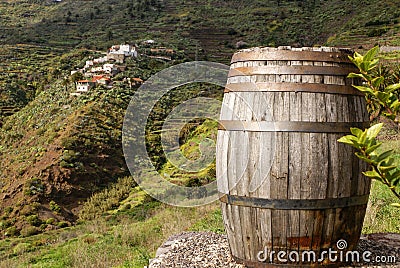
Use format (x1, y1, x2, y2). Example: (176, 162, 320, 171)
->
(107, 30, 113, 41)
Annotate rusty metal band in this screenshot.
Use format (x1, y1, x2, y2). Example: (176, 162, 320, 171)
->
(228, 66, 357, 77)
(224, 82, 364, 96)
(219, 194, 369, 210)
(218, 121, 369, 133)
(231, 50, 353, 64)
(232, 256, 342, 268)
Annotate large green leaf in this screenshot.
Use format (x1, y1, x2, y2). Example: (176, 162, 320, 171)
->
(353, 85, 374, 94)
(365, 142, 382, 154)
(366, 123, 383, 139)
(375, 91, 390, 103)
(368, 59, 380, 71)
(363, 170, 382, 179)
(389, 100, 400, 111)
(378, 164, 397, 173)
(371, 76, 384, 88)
(376, 149, 394, 162)
(350, 127, 363, 137)
(363, 46, 379, 62)
(347, 73, 365, 79)
(385, 83, 400, 92)
(356, 153, 375, 164)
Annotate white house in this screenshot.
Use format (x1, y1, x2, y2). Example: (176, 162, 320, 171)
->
(108, 44, 137, 57)
(90, 66, 103, 73)
(103, 63, 115, 73)
(76, 80, 96, 92)
(85, 60, 94, 69)
(143, 40, 156, 45)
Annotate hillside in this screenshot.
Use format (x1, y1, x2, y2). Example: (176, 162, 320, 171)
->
(0, 0, 399, 266)
(1, 0, 400, 60)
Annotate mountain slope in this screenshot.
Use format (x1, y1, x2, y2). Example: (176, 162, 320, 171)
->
(0, 0, 400, 238)
(1, 0, 400, 62)
(0, 78, 133, 236)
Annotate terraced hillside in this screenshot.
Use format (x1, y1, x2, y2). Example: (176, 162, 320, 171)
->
(1, 0, 400, 60)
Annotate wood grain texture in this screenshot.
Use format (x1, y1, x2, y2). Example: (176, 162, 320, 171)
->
(217, 46, 371, 266)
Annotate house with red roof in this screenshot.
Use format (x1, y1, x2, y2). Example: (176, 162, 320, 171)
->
(93, 75, 112, 86)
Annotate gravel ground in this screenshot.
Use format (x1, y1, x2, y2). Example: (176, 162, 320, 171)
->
(148, 232, 399, 268)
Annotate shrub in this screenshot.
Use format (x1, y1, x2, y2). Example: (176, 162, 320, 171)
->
(12, 243, 32, 254)
(26, 214, 42, 227)
(367, 28, 388, 37)
(5, 226, 18, 237)
(24, 178, 45, 196)
(4, 207, 13, 215)
(20, 204, 37, 216)
(49, 201, 61, 213)
(20, 226, 39, 237)
(57, 221, 69, 228)
(0, 220, 11, 230)
(45, 218, 56, 225)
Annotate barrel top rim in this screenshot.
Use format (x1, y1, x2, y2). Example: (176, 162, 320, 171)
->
(234, 46, 354, 54)
(231, 46, 355, 63)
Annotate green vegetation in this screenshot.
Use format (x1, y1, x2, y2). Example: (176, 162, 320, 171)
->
(0, 182, 398, 267)
(347, 46, 400, 121)
(0, 201, 223, 268)
(339, 124, 400, 206)
(339, 47, 400, 206)
(363, 180, 400, 233)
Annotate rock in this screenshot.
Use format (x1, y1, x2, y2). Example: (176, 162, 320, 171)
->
(235, 41, 248, 49)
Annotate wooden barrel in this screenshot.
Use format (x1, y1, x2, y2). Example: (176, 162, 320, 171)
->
(217, 47, 371, 267)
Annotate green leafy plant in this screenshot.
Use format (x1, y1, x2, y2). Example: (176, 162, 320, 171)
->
(338, 124, 400, 207)
(348, 46, 400, 121)
(339, 47, 400, 207)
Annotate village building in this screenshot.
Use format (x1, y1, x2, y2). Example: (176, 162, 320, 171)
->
(108, 44, 137, 57)
(85, 60, 94, 69)
(132, 77, 143, 85)
(128, 77, 144, 88)
(90, 66, 104, 73)
(71, 43, 151, 94)
(150, 47, 175, 55)
(142, 40, 156, 46)
(92, 75, 112, 86)
(103, 63, 120, 75)
(76, 80, 96, 92)
(83, 72, 94, 78)
(106, 53, 125, 64)
(116, 65, 126, 72)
